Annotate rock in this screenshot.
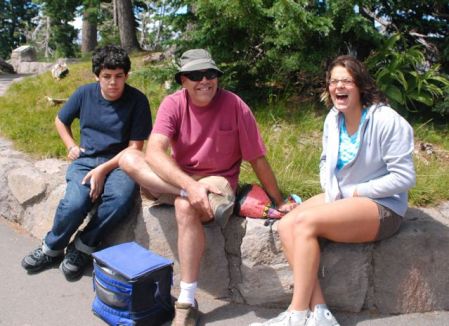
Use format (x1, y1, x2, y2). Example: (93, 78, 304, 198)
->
(134, 204, 230, 299)
(143, 52, 166, 64)
(11, 45, 37, 63)
(229, 207, 449, 314)
(14, 61, 53, 74)
(372, 210, 449, 313)
(7, 167, 47, 205)
(51, 59, 69, 79)
(35, 158, 68, 176)
(0, 58, 15, 74)
(319, 242, 373, 312)
(238, 219, 290, 305)
(9, 46, 40, 73)
(22, 184, 65, 239)
(0, 158, 29, 221)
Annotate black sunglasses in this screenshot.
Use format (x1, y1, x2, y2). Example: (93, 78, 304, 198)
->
(183, 69, 219, 81)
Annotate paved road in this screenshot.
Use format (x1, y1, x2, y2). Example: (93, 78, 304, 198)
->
(0, 73, 31, 96)
(1, 218, 449, 326)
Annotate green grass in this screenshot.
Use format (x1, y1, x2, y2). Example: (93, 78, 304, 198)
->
(239, 102, 324, 200)
(1, 57, 448, 207)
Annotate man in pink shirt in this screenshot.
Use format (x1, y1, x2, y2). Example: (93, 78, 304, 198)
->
(119, 49, 294, 326)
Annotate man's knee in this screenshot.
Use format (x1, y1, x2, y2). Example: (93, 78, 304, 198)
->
(118, 148, 144, 174)
(174, 198, 205, 226)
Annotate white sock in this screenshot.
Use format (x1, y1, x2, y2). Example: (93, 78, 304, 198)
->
(177, 281, 197, 306)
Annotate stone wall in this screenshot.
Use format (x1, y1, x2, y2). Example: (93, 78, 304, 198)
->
(2, 136, 449, 314)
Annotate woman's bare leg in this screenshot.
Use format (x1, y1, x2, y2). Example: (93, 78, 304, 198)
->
(278, 196, 380, 310)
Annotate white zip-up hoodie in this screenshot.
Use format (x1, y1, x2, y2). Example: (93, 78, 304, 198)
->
(320, 104, 416, 216)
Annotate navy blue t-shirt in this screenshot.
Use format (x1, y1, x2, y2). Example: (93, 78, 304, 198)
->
(58, 83, 152, 157)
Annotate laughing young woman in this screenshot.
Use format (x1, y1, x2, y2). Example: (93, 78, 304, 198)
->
(250, 55, 416, 326)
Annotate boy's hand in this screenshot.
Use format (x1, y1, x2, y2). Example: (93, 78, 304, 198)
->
(67, 145, 85, 160)
(82, 166, 106, 202)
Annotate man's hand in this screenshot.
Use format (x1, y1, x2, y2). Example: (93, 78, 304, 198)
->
(82, 165, 107, 202)
(184, 181, 222, 218)
(277, 202, 298, 214)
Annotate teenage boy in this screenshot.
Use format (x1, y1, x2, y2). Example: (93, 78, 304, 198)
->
(22, 45, 152, 280)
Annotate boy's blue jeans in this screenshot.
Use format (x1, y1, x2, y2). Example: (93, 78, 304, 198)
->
(42, 155, 137, 256)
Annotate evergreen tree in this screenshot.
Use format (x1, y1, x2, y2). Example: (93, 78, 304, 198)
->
(0, 0, 39, 59)
(363, 0, 449, 72)
(36, 0, 81, 58)
(115, 0, 140, 52)
(81, 0, 99, 53)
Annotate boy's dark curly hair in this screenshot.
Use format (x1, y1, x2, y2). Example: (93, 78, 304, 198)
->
(321, 55, 387, 107)
(92, 45, 131, 76)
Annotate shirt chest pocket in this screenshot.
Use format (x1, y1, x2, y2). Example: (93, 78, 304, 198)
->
(216, 129, 238, 155)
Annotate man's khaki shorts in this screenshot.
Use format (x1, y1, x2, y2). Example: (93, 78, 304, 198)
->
(148, 175, 234, 207)
(145, 175, 235, 227)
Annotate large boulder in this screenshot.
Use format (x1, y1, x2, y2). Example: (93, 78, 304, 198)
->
(8, 45, 53, 74)
(11, 45, 37, 63)
(7, 167, 47, 205)
(371, 208, 449, 313)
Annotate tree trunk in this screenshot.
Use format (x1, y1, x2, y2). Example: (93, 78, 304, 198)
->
(113, 0, 118, 26)
(45, 17, 51, 58)
(115, 0, 140, 52)
(81, 6, 98, 53)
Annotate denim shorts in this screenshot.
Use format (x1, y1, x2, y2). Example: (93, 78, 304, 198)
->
(375, 203, 403, 241)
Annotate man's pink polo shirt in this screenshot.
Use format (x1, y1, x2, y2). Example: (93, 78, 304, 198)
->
(152, 88, 266, 191)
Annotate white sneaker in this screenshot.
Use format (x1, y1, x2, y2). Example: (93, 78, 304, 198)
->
(305, 307, 340, 326)
(249, 310, 310, 326)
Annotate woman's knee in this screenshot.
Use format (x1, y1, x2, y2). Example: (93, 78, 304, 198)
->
(281, 210, 317, 238)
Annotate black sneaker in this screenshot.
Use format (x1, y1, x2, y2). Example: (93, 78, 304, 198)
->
(60, 243, 91, 281)
(21, 247, 63, 273)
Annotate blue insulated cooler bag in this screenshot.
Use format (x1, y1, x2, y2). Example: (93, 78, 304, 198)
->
(92, 242, 174, 326)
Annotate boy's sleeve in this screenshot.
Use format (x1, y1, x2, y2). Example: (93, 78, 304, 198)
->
(58, 87, 82, 126)
(129, 93, 152, 140)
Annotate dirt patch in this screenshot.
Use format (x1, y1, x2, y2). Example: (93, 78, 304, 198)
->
(414, 141, 449, 165)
